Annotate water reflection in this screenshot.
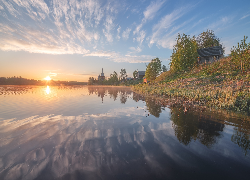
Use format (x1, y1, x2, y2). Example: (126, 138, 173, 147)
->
(45, 85, 51, 94)
(231, 125, 250, 155)
(0, 86, 250, 180)
(131, 94, 250, 153)
(87, 86, 131, 104)
(170, 106, 224, 147)
(0, 86, 31, 95)
(145, 98, 163, 118)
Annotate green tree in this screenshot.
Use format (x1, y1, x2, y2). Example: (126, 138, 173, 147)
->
(133, 70, 138, 79)
(170, 33, 198, 72)
(145, 58, 162, 81)
(162, 65, 167, 72)
(88, 77, 95, 85)
(109, 71, 119, 85)
(197, 29, 221, 49)
(230, 36, 250, 73)
(120, 68, 127, 81)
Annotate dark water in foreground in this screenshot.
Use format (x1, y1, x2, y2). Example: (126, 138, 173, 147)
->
(0, 85, 250, 180)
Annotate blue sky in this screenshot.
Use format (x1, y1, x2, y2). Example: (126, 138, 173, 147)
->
(0, 0, 249, 81)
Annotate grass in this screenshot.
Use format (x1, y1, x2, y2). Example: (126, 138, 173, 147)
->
(132, 57, 250, 115)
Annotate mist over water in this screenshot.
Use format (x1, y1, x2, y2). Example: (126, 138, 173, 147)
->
(0, 86, 249, 180)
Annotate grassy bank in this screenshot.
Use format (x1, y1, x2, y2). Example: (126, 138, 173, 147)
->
(132, 57, 250, 114)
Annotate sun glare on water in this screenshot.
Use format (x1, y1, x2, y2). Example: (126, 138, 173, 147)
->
(44, 76, 51, 80)
(46, 86, 51, 94)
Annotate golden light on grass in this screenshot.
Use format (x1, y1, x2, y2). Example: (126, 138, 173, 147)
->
(44, 76, 51, 81)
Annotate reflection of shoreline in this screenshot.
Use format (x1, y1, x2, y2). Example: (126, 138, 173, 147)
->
(134, 93, 250, 154)
(88, 86, 132, 104)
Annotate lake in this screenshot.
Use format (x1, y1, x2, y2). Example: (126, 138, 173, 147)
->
(0, 85, 250, 180)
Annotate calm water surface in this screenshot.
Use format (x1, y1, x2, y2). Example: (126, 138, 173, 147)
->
(0, 85, 250, 180)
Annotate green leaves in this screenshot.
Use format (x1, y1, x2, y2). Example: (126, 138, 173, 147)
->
(197, 29, 221, 49)
(170, 33, 198, 72)
(230, 36, 250, 73)
(145, 58, 162, 81)
(109, 71, 119, 84)
(133, 70, 138, 79)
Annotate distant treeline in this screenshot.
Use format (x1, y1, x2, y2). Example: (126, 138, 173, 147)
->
(0, 76, 87, 85)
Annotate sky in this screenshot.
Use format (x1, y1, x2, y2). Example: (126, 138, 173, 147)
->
(0, 0, 250, 82)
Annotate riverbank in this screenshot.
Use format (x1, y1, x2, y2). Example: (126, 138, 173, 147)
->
(132, 57, 250, 115)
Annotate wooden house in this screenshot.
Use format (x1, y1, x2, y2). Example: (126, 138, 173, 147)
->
(197, 46, 223, 64)
(136, 71, 145, 79)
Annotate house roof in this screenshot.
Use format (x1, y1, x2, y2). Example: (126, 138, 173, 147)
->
(197, 46, 223, 57)
(137, 71, 145, 75)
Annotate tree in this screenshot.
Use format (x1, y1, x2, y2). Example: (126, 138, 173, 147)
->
(109, 71, 119, 85)
(88, 77, 95, 85)
(133, 70, 138, 79)
(197, 29, 221, 49)
(120, 68, 127, 81)
(170, 33, 198, 72)
(162, 65, 167, 72)
(230, 36, 250, 73)
(145, 58, 162, 81)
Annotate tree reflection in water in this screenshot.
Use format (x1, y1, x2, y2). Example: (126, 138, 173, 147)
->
(87, 86, 131, 104)
(231, 126, 250, 155)
(171, 108, 224, 147)
(145, 98, 163, 118)
(140, 96, 250, 153)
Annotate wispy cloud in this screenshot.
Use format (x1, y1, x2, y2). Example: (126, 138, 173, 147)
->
(143, 0, 166, 21)
(149, 5, 194, 48)
(133, 0, 165, 47)
(122, 28, 131, 40)
(103, 15, 115, 42)
(84, 50, 154, 63)
(129, 46, 142, 53)
(0, 0, 118, 54)
(205, 16, 234, 33)
(117, 26, 121, 40)
(240, 14, 250, 20)
(134, 0, 165, 35)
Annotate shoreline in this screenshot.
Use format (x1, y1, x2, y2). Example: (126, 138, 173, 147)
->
(132, 58, 250, 115)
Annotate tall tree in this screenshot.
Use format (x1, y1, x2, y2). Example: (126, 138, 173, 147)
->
(230, 36, 250, 73)
(120, 68, 127, 81)
(162, 65, 167, 72)
(197, 29, 221, 49)
(170, 33, 198, 72)
(133, 70, 138, 79)
(88, 77, 95, 85)
(145, 58, 162, 81)
(109, 71, 119, 85)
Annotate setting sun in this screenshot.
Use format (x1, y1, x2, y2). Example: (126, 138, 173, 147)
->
(44, 76, 51, 81)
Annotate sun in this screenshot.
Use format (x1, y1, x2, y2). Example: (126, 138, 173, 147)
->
(44, 76, 51, 81)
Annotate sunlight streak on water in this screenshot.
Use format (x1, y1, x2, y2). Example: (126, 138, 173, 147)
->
(45, 85, 50, 94)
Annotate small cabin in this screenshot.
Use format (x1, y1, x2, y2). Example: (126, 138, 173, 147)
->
(136, 71, 145, 79)
(197, 46, 223, 64)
